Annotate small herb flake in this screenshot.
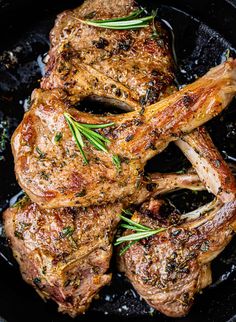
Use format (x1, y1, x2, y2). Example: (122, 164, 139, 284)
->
(112, 155, 121, 172)
(14, 230, 23, 240)
(42, 266, 47, 275)
(36, 147, 46, 159)
(40, 171, 49, 180)
(64, 279, 71, 287)
(225, 48, 230, 60)
(33, 277, 41, 285)
(0, 122, 9, 152)
(60, 226, 75, 238)
(54, 132, 63, 143)
(75, 189, 86, 197)
(200, 241, 209, 252)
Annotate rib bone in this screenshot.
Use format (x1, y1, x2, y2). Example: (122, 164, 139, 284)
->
(176, 126, 236, 202)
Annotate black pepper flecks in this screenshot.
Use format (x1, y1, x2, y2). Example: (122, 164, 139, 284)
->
(125, 134, 134, 142)
(92, 37, 109, 49)
(117, 38, 132, 51)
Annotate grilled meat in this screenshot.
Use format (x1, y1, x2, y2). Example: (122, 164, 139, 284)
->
(4, 198, 121, 317)
(41, 0, 232, 197)
(118, 198, 236, 317)
(12, 60, 236, 208)
(3, 171, 203, 316)
(42, 0, 175, 107)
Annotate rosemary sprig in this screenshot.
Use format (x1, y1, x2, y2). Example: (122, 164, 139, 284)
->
(64, 112, 114, 164)
(77, 9, 156, 30)
(114, 212, 166, 255)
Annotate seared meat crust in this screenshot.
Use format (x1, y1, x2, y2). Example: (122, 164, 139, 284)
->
(118, 199, 236, 317)
(41, 0, 236, 205)
(3, 198, 121, 317)
(42, 0, 175, 106)
(12, 60, 236, 208)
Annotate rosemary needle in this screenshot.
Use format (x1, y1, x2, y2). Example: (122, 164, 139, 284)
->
(77, 9, 156, 30)
(64, 112, 114, 164)
(114, 228, 166, 245)
(114, 211, 166, 255)
(112, 154, 121, 172)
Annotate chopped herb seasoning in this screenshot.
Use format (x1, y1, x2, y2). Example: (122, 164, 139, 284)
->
(75, 189, 86, 197)
(0, 121, 9, 152)
(125, 134, 134, 142)
(14, 230, 23, 239)
(12, 195, 29, 209)
(112, 154, 121, 172)
(60, 226, 75, 238)
(214, 159, 221, 168)
(42, 266, 47, 275)
(92, 37, 109, 49)
(84, 11, 96, 20)
(64, 279, 71, 287)
(40, 171, 49, 180)
(171, 229, 181, 237)
(200, 241, 209, 252)
(224, 48, 230, 61)
(36, 147, 46, 159)
(33, 277, 41, 285)
(175, 169, 186, 174)
(54, 132, 63, 143)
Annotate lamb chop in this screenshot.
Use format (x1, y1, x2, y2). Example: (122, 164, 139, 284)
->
(12, 59, 236, 208)
(118, 198, 236, 317)
(117, 126, 236, 317)
(3, 171, 203, 317)
(41, 0, 175, 107)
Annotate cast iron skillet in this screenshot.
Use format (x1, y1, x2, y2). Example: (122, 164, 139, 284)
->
(0, 1, 236, 321)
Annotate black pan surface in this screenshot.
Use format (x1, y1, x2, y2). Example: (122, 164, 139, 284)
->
(0, 1, 236, 321)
